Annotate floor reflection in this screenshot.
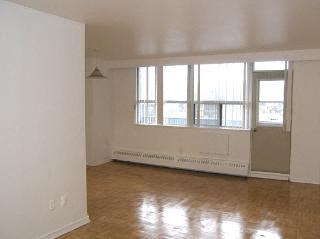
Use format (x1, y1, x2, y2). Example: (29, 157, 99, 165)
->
(137, 195, 287, 239)
(199, 216, 217, 234)
(139, 196, 159, 224)
(221, 220, 243, 239)
(161, 203, 190, 237)
(252, 229, 282, 239)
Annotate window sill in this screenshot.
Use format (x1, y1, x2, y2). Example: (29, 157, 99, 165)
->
(257, 123, 284, 127)
(134, 123, 251, 133)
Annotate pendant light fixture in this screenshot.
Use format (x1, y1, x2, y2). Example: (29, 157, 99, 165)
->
(87, 50, 106, 79)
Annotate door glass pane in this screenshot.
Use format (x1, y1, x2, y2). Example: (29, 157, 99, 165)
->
(222, 104, 243, 128)
(163, 65, 188, 101)
(163, 103, 187, 126)
(259, 80, 284, 102)
(259, 102, 284, 124)
(254, 61, 286, 71)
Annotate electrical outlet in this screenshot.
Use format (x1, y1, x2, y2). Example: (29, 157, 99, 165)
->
(49, 200, 55, 210)
(60, 195, 68, 207)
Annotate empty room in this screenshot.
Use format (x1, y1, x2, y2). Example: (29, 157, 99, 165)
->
(1, 0, 320, 238)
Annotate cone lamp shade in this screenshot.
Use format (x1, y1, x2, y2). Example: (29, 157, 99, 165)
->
(88, 66, 106, 79)
(87, 50, 107, 79)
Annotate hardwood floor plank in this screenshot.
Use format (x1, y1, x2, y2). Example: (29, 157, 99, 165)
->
(59, 161, 320, 239)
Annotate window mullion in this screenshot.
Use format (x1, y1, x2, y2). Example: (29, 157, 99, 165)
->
(197, 65, 201, 127)
(145, 68, 149, 124)
(136, 68, 139, 123)
(187, 65, 194, 126)
(157, 66, 163, 125)
(243, 63, 247, 129)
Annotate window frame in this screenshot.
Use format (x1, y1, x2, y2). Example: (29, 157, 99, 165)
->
(136, 66, 157, 125)
(162, 65, 190, 126)
(193, 63, 248, 129)
(135, 62, 260, 130)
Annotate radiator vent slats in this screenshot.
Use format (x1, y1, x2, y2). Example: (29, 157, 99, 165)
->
(113, 149, 248, 176)
(113, 150, 174, 161)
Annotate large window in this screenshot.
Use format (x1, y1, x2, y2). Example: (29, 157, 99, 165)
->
(136, 61, 287, 129)
(136, 64, 247, 128)
(163, 65, 188, 126)
(194, 63, 245, 128)
(136, 66, 157, 124)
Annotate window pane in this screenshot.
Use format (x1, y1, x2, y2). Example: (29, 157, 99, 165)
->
(163, 65, 188, 101)
(259, 80, 284, 102)
(222, 104, 243, 128)
(254, 61, 286, 71)
(195, 104, 220, 127)
(148, 66, 156, 101)
(138, 66, 156, 101)
(259, 102, 283, 124)
(138, 67, 147, 100)
(194, 64, 199, 101)
(163, 103, 187, 126)
(200, 63, 244, 102)
(137, 103, 157, 124)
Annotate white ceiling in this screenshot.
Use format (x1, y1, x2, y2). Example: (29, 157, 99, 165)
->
(7, 0, 320, 60)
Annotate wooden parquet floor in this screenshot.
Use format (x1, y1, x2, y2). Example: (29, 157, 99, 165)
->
(59, 161, 320, 239)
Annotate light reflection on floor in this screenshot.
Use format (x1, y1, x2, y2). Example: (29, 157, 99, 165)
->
(221, 220, 243, 239)
(252, 230, 282, 239)
(137, 196, 283, 239)
(139, 197, 159, 225)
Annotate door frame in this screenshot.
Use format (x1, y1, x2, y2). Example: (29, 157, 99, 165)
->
(249, 62, 293, 177)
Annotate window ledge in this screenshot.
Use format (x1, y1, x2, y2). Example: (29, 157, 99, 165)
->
(134, 123, 251, 133)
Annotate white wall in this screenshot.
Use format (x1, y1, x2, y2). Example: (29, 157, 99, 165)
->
(85, 57, 113, 165)
(112, 68, 251, 163)
(0, 1, 88, 239)
(290, 61, 320, 184)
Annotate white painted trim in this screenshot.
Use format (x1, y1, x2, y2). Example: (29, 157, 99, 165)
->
(37, 216, 90, 239)
(105, 49, 320, 69)
(86, 158, 113, 166)
(249, 171, 289, 181)
(290, 176, 320, 185)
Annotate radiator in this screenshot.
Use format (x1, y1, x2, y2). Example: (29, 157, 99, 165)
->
(112, 149, 249, 177)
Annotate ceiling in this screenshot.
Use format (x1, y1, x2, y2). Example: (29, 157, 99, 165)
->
(7, 0, 320, 60)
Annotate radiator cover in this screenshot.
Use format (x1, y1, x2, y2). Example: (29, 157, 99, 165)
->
(113, 149, 249, 177)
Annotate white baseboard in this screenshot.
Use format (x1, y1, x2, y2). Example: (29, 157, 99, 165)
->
(37, 216, 90, 239)
(290, 176, 320, 185)
(87, 158, 112, 166)
(249, 171, 289, 181)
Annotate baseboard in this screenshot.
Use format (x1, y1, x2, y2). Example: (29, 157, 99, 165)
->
(37, 216, 90, 239)
(87, 158, 112, 166)
(290, 176, 320, 185)
(249, 171, 289, 181)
